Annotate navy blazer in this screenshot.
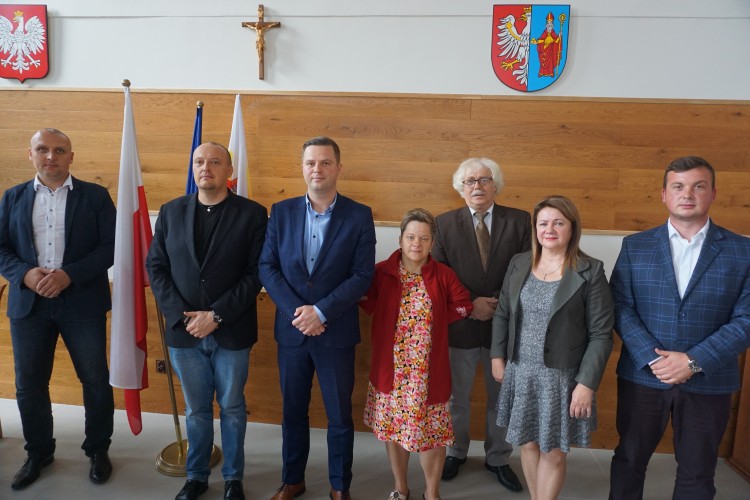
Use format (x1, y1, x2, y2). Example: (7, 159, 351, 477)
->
(146, 192, 268, 350)
(610, 222, 750, 395)
(491, 251, 614, 391)
(259, 194, 376, 348)
(0, 176, 116, 319)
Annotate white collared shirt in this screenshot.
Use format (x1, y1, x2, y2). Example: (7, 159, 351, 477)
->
(667, 217, 709, 299)
(32, 175, 73, 269)
(469, 205, 494, 234)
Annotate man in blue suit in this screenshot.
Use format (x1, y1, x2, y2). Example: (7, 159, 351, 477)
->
(0, 129, 116, 490)
(609, 157, 750, 500)
(260, 137, 376, 500)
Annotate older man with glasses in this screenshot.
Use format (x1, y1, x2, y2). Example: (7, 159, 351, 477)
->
(431, 158, 530, 493)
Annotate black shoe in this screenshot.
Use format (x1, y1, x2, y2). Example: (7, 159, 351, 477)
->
(89, 451, 113, 484)
(224, 480, 245, 500)
(11, 455, 54, 490)
(441, 456, 466, 480)
(176, 479, 209, 500)
(485, 462, 523, 492)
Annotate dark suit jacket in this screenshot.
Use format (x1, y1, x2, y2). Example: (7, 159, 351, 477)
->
(611, 222, 750, 395)
(491, 251, 614, 391)
(259, 194, 376, 348)
(146, 192, 268, 350)
(433, 203, 531, 348)
(0, 176, 116, 319)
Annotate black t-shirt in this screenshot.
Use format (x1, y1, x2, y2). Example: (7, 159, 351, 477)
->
(194, 193, 229, 265)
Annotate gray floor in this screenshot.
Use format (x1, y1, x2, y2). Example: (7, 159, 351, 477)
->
(0, 398, 747, 499)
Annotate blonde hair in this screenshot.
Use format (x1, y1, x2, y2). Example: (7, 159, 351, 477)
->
(400, 208, 436, 238)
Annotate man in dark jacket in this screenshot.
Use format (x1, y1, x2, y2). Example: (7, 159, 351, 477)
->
(147, 142, 267, 500)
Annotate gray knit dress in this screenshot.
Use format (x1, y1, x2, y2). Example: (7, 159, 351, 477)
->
(496, 273, 596, 453)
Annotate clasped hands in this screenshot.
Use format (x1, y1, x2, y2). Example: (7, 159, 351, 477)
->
(649, 348, 694, 385)
(470, 296, 498, 321)
(292, 305, 325, 336)
(23, 267, 71, 298)
(182, 310, 218, 339)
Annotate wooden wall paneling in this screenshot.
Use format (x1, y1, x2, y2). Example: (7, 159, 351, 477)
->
(0, 89, 748, 457)
(727, 353, 750, 480)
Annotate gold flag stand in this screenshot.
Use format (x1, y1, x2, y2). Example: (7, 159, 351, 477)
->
(153, 301, 222, 475)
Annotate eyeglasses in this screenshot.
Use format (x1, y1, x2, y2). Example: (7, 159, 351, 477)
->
(462, 177, 493, 187)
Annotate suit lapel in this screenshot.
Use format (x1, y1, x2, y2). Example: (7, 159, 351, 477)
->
(683, 224, 721, 301)
(507, 253, 531, 314)
(19, 182, 37, 259)
(184, 195, 200, 269)
(311, 195, 344, 276)
(294, 196, 308, 273)
(458, 207, 483, 269)
(63, 179, 80, 251)
(655, 225, 680, 299)
(489, 204, 507, 264)
(548, 258, 587, 321)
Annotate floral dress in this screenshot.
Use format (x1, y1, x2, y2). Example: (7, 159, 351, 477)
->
(363, 265, 454, 452)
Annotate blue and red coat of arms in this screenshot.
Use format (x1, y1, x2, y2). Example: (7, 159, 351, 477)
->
(491, 4, 570, 92)
(0, 4, 48, 82)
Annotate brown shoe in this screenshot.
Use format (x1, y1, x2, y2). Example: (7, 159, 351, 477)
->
(329, 489, 351, 500)
(271, 481, 306, 500)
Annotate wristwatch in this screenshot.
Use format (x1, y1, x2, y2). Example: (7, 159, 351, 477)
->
(687, 355, 702, 374)
(211, 310, 223, 325)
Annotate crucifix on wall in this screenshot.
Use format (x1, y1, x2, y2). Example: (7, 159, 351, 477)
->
(242, 4, 281, 80)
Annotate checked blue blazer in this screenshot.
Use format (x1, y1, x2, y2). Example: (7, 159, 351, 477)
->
(610, 222, 750, 395)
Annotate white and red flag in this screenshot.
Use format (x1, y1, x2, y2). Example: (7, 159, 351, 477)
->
(228, 94, 249, 198)
(110, 85, 153, 435)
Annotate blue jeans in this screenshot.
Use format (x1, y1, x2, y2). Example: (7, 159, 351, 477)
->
(10, 297, 114, 458)
(169, 335, 250, 482)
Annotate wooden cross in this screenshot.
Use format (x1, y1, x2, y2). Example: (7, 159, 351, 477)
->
(242, 4, 281, 80)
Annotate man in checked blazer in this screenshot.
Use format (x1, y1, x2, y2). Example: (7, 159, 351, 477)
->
(609, 157, 750, 500)
(431, 158, 529, 492)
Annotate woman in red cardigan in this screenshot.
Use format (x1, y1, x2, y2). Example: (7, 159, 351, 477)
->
(360, 208, 473, 500)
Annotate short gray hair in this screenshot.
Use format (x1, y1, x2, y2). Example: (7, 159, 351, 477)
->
(451, 157, 504, 194)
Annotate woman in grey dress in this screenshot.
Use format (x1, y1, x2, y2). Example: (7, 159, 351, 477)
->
(490, 196, 614, 500)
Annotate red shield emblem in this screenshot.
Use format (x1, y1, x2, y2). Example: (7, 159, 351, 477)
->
(0, 4, 48, 82)
(491, 5, 570, 92)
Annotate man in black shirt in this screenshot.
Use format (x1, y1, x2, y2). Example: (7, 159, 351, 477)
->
(147, 142, 267, 500)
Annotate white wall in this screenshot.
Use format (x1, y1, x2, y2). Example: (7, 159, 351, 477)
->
(374, 226, 624, 279)
(138, 216, 625, 282)
(1, 1, 749, 99)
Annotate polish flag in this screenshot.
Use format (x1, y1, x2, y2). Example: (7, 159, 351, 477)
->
(228, 94, 249, 198)
(110, 84, 153, 435)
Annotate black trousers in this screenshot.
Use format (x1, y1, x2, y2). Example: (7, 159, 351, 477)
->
(609, 378, 731, 500)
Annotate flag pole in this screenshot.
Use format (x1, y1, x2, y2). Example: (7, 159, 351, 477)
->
(152, 99, 221, 476)
(153, 263, 222, 475)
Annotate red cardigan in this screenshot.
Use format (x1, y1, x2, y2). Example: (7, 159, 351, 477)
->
(360, 250, 473, 404)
